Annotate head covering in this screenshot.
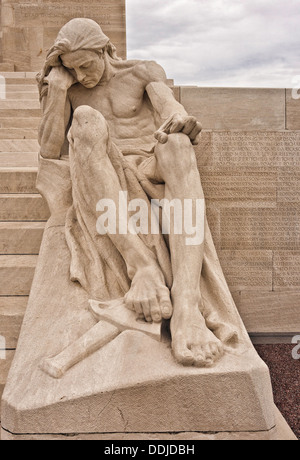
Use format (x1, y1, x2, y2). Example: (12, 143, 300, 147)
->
(37, 18, 120, 98)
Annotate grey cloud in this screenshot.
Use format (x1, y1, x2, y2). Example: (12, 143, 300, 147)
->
(126, 0, 300, 87)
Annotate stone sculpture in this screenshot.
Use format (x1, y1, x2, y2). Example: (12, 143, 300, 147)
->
(36, 18, 241, 373)
(1, 17, 297, 440)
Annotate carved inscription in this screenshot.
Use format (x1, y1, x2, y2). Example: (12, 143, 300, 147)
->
(211, 132, 300, 167)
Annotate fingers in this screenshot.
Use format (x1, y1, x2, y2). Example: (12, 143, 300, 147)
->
(155, 114, 202, 145)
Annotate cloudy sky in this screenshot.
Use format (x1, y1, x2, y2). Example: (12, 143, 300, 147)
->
(126, 0, 300, 88)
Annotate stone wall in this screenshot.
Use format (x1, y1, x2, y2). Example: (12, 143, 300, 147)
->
(0, 0, 126, 70)
(178, 86, 300, 335)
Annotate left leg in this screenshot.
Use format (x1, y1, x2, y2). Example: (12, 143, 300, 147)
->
(154, 133, 224, 366)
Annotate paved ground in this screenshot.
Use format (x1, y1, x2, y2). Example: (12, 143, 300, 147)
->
(255, 344, 300, 439)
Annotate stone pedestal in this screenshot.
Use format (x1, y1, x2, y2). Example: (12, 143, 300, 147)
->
(1, 221, 297, 440)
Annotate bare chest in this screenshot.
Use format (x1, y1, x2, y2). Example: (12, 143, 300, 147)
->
(68, 77, 148, 121)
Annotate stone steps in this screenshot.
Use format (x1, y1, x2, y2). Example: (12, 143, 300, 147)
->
(0, 255, 38, 296)
(0, 167, 38, 193)
(0, 222, 45, 254)
(0, 194, 49, 221)
(0, 128, 38, 139)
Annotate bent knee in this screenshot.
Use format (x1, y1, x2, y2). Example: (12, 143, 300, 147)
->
(155, 133, 197, 176)
(70, 105, 109, 144)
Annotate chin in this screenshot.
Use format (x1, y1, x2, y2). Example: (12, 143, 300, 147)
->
(82, 81, 97, 88)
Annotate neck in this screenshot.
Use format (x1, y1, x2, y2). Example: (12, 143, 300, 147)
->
(97, 53, 115, 85)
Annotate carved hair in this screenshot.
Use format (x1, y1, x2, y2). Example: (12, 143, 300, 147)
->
(36, 18, 120, 99)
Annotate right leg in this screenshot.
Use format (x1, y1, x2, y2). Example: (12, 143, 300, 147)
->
(68, 106, 172, 322)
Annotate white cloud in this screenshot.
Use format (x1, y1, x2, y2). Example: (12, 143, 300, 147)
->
(126, 0, 300, 87)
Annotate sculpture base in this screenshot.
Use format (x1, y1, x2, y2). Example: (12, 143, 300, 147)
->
(1, 224, 297, 440)
(1, 407, 296, 441)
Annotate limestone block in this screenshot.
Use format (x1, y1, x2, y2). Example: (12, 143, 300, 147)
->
(286, 88, 300, 130)
(0, 222, 45, 254)
(0, 194, 50, 220)
(181, 88, 285, 130)
(0, 117, 40, 129)
(218, 250, 273, 292)
(0, 139, 39, 152)
(0, 128, 38, 139)
(0, 297, 28, 348)
(277, 168, 300, 203)
(0, 152, 38, 167)
(196, 131, 300, 168)
(0, 167, 37, 193)
(201, 167, 277, 206)
(0, 255, 38, 296)
(273, 251, 300, 289)
(220, 206, 300, 251)
(233, 290, 300, 334)
(0, 351, 14, 417)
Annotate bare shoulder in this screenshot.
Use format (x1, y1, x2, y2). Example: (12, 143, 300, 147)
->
(131, 60, 167, 85)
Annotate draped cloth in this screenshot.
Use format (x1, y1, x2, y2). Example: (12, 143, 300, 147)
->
(37, 135, 248, 348)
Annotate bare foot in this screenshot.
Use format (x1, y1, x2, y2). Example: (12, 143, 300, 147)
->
(171, 289, 224, 367)
(124, 264, 172, 323)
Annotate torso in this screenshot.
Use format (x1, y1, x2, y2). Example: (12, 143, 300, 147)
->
(68, 60, 162, 150)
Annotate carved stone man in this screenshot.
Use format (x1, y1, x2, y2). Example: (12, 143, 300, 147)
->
(37, 18, 237, 369)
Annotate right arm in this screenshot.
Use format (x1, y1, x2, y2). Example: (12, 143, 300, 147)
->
(38, 67, 75, 159)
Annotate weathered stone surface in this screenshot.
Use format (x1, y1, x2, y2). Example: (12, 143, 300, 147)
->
(273, 251, 300, 289)
(218, 250, 273, 292)
(0, 167, 37, 193)
(0, 194, 49, 220)
(220, 206, 300, 251)
(0, 296, 27, 348)
(181, 88, 285, 130)
(0, 255, 38, 295)
(200, 131, 300, 168)
(0, 221, 45, 254)
(0, 152, 38, 167)
(0, 0, 126, 70)
(233, 290, 300, 334)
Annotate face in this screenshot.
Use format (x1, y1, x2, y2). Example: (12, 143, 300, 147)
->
(61, 50, 105, 88)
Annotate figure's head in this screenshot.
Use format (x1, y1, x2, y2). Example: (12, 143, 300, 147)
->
(37, 18, 120, 96)
(61, 49, 105, 88)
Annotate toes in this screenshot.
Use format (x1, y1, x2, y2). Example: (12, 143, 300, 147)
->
(173, 337, 194, 366)
(149, 297, 162, 323)
(191, 346, 207, 368)
(159, 287, 173, 320)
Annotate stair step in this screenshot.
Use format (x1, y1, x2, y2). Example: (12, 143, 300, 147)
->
(4, 78, 37, 86)
(0, 255, 38, 295)
(0, 296, 28, 348)
(0, 139, 39, 152)
(0, 194, 50, 221)
(0, 152, 38, 167)
(0, 72, 37, 79)
(0, 118, 40, 129)
(0, 100, 40, 109)
(5, 92, 39, 100)
(6, 85, 38, 93)
(0, 222, 45, 254)
(0, 128, 38, 139)
(0, 167, 37, 193)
